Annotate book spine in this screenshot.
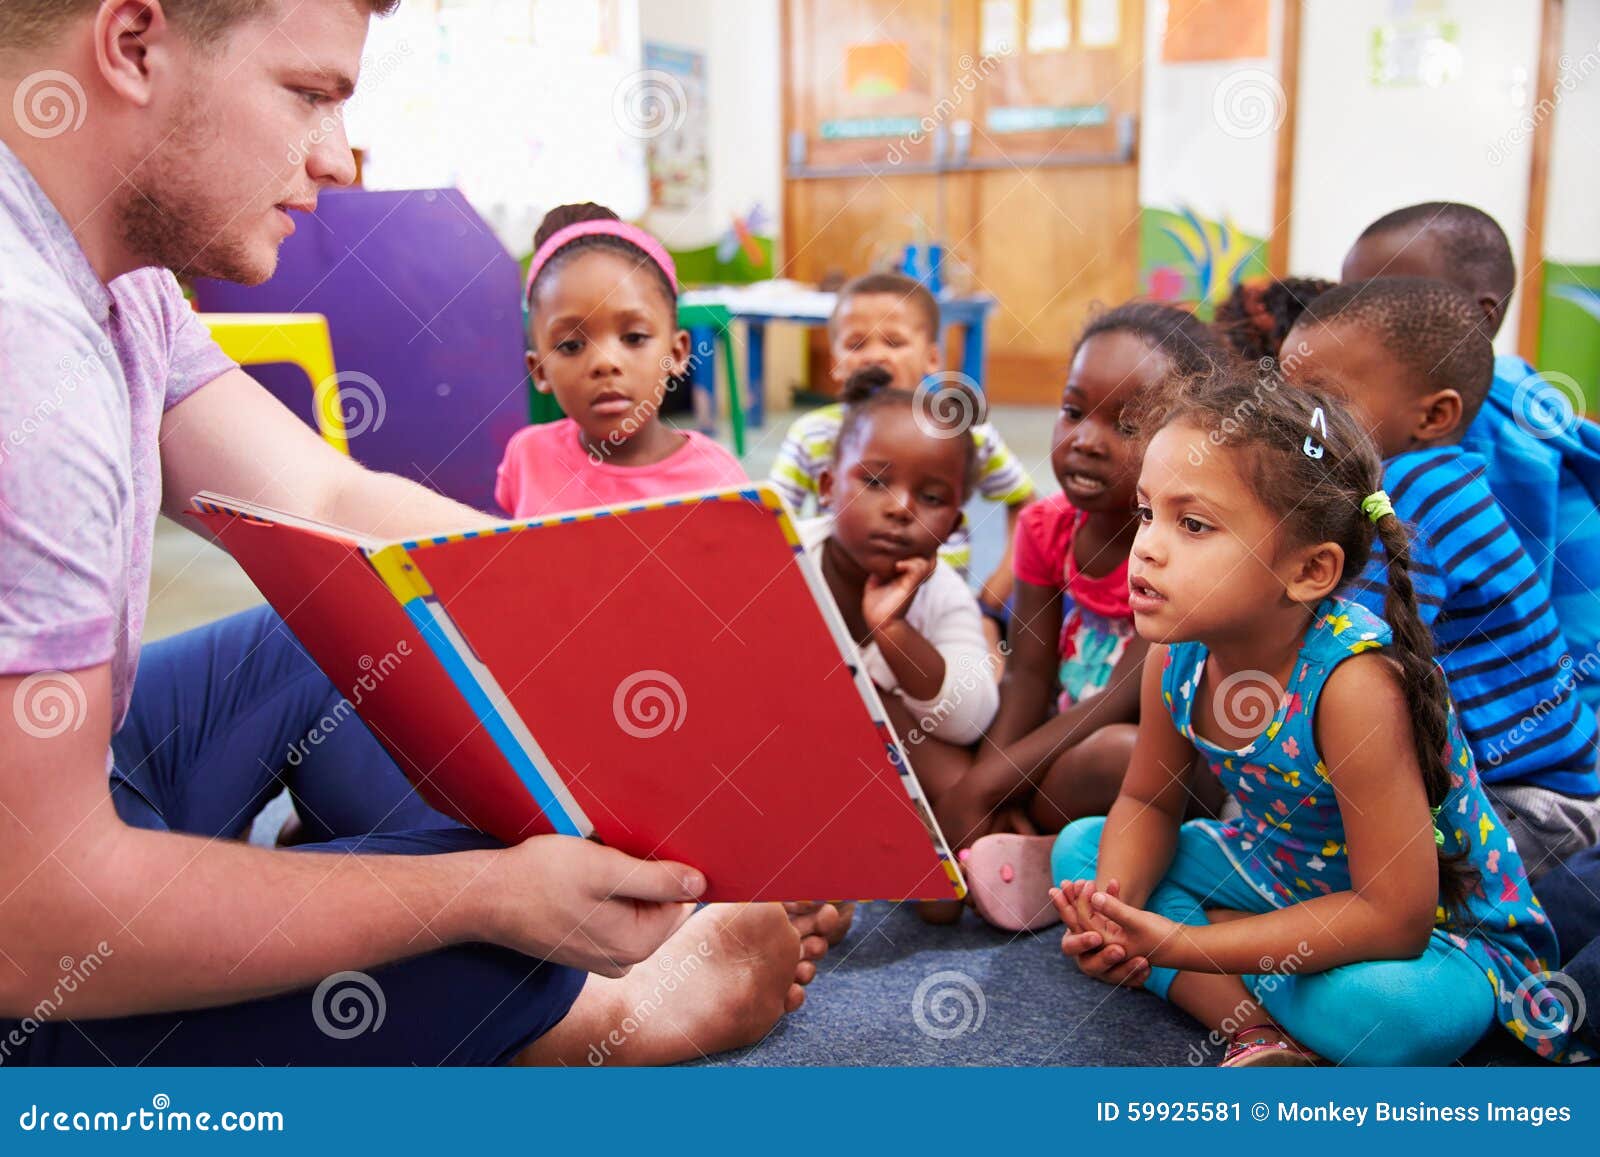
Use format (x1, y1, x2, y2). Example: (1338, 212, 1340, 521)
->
(367, 545, 593, 839)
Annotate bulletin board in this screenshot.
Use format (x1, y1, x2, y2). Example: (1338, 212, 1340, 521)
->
(643, 42, 711, 211)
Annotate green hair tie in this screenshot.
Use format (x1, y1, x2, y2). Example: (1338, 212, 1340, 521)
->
(1431, 804, 1445, 848)
(1362, 491, 1395, 523)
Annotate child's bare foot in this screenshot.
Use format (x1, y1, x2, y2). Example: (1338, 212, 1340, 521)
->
(915, 899, 964, 924)
(516, 902, 812, 1066)
(963, 833, 1059, 931)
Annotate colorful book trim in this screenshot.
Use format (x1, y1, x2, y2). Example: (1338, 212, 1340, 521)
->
(366, 544, 593, 839)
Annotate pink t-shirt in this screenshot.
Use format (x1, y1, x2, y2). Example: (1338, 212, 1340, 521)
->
(494, 418, 747, 517)
(1013, 493, 1135, 710)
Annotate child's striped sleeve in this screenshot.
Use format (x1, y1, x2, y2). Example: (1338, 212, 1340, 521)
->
(972, 423, 1036, 506)
(767, 414, 824, 513)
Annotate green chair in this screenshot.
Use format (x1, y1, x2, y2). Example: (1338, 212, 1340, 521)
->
(677, 300, 746, 459)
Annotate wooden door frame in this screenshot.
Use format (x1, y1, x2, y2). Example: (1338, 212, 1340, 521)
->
(1267, 0, 1301, 277)
(1518, 0, 1564, 362)
(779, 0, 796, 274)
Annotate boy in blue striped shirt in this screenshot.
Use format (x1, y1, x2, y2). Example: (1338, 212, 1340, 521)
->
(1284, 277, 1600, 878)
(1343, 203, 1600, 719)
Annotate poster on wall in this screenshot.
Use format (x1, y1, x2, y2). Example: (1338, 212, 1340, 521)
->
(844, 41, 912, 97)
(643, 42, 710, 211)
(1162, 0, 1270, 62)
(1369, 17, 1462, 87)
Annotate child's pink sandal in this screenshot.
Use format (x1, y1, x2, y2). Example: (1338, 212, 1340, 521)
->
(961, 833, 1060, 931)
(1220, 1025, 1321, 1067)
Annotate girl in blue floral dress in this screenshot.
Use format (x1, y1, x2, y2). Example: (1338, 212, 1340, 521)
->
(971, 365, 1585, 1066)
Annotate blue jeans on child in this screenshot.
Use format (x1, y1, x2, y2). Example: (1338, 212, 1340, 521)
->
(2, 605, 584, 1065)
(1052, 817, 1497, 1066)
(1533, 845, 1600, 1052)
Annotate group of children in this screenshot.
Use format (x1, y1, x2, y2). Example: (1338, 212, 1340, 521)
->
(493, 198, 1600, 1068)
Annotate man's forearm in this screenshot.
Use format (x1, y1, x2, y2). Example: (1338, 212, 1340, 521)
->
(3, 822, 493, 1019)
(320, 467, 494, 541)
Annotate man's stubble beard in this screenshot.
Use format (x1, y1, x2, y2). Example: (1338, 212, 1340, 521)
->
(115, 86, 279, 286)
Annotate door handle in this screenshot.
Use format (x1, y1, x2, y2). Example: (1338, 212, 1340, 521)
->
(951, 119, 972, 166)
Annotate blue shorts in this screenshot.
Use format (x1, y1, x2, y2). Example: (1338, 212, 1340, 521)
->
(4, 606, 584, 1065)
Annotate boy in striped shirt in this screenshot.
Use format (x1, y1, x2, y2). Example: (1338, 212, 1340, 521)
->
(1284, 277, 1600, 878)
(1343, 203, 1600, 720)
(768, 273, 1035, 628)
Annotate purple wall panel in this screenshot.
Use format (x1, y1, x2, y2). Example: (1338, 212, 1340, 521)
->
(194, 187, 529, 512)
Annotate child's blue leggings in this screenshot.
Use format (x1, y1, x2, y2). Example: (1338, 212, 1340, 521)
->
(1052, 816, 1497, 1066)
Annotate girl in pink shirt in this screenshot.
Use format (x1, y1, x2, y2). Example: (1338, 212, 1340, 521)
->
(495, 203, 745, 517)
(935, 304, 1232, 929)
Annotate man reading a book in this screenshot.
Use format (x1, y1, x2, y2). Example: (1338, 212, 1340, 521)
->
(0, 0, 833, 1065)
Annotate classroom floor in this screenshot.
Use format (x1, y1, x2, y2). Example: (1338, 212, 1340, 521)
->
(144, 405, 1543, 1067)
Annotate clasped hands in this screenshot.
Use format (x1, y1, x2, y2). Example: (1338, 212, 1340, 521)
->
(1052, 878, 1185, 988)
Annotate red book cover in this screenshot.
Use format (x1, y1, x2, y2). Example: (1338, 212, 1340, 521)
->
(186, 503, 556, 838)
(187, 487, 964, 903)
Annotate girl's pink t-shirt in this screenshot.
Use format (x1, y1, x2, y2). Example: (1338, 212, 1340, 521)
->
(494, 417, 748, 517)
(1013, 492, 1135, 710)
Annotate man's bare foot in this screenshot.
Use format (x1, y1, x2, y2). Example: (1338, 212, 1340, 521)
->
(825, 901, 855, 945)
(514, 903, 810, 1066)
(786, 900, 855, 951)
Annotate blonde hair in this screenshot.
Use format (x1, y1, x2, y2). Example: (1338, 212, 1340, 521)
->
(1, 1, 399, 51)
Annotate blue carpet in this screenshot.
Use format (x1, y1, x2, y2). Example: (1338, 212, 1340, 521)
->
(697, 902, 1548, 1067)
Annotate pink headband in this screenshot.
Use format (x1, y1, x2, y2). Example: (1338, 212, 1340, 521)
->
(524, 219, 678, 307)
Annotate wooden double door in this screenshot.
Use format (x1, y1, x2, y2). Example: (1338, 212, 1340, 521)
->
(782, 0, 1144, 402)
